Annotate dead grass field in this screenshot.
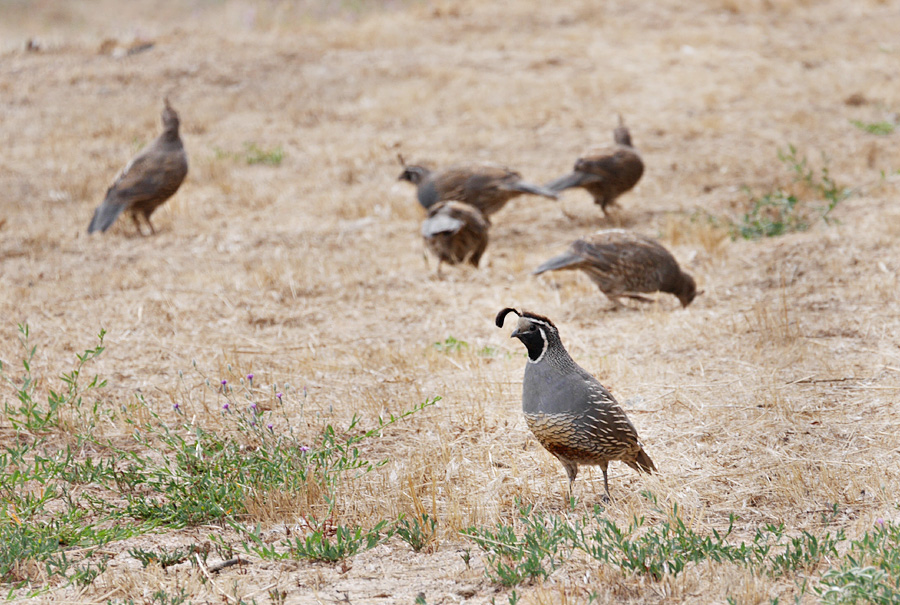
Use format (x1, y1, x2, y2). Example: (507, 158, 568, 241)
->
(2, 0, 900, 602)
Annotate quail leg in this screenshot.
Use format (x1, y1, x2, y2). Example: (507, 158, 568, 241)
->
(560, 458, 578, 500)
(144, 213, 157, 236)
(130, 213, 145, 236)
(599, 461, 612, 503)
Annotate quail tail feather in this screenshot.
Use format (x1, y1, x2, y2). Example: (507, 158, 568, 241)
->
(87, 197, 127, 234)
(625, 448, 656, 474)
(544, 171, 597, 193)
(532, 252, 584, 275)
(504, 181, 559, 200)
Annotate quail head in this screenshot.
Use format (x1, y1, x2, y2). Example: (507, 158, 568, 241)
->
(533, 229, 697, 309)
(421, 200, 490, 275)
(545, 115, 643, 218)
(88, 98, 188, 235)
(496, 307, 656, 501)
(398, 158, 557, 217)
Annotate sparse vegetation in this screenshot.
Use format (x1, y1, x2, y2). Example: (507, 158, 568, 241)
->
(850, 119, 897, 136)
(732, 145, 851, 239)
(214, 142, 284, 166)
(3, 0, 900, 602)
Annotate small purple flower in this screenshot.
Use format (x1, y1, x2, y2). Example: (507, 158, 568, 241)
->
(250, 403, 258, 414)
(221, 379, 228, 386)
(876, 518, 885, 527)
(299, 445, 310, 453)
(276, 392, 283, 401)
(173, 403, 181, 412)
(222, 403, 230, 411)
(267, 423, 274, 432)
(247, 373, 254, 382)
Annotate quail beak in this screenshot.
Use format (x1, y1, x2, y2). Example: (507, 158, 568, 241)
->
(509, 328, 520, 339)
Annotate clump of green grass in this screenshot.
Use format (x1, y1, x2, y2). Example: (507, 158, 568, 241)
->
(463, 498, 855, 591)
(732, 145, 851, 239)
(396, 512, 438, 553)
(850, 119, 896, 135)
(244, 142, 284, 165)
(214, 142, 284, 165)
(234, 520, 393, 562)
(462, 503, 574, 587)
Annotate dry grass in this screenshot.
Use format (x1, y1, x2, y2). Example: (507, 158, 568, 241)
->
(2, 0, 900, 602)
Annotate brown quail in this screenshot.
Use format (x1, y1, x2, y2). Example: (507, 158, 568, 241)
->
(496, 308, 656, 501)
(545, 116, 643, 217)
(399, 160, 557, 217)
(533, 229, 697, 308)
(88, 98, 188, 235)
(421, 201, 489, 275)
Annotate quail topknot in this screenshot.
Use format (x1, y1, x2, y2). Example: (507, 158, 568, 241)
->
(496, 308, 656, 501)
(545, 115, 643, 218)
(533, 229, 697, 309)
(421, 200, 489, 275)
(88, 98, 188, 235)
(398, 158, 557, 217)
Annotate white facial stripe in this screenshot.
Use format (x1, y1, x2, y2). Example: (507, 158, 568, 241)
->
(528, 327, 548, 364)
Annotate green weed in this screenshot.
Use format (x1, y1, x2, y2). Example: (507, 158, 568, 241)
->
(732, 145, 851, 239)
(396, 512, 437, 552)
(850, 119, 896, 135)
(236, 519, 392, 562)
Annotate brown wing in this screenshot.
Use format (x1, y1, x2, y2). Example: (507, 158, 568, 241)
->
(575, 147, 643, 184)
(576, 231, 679, 293)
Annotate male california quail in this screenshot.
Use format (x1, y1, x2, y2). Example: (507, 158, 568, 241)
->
(421, 201, 489, 274)
(545, 116, 643, 217)
(496, 308, 656, 501)
(398, 158, 557, 217)
(88, 98, 188, 235)
(533, 229, 697, 309)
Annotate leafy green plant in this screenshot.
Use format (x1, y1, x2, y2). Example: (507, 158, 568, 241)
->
(732, 145, 851, 239)
(463, 503, 573, 587)
(396, 513, 437, 552)
(850, 119, 896, 135)
(244, 142, 284, 165)
(237, 520, 392, 562)
(128, 544, 208, 569)
(433, 336, 469, 353)
(214, 142, 284, 165)
(0, 324, 107, 435)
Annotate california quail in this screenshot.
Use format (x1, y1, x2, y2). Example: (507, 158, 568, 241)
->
(495, 307, 656, 501)
(545, 116, 643, 217)
(398, 159, 557, 217)
(88, 98, 188, 235)
(421, 201, 489, 274)
(533, 229, 697, 309)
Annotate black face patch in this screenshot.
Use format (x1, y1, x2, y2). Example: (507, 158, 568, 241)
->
(512, 318, 548, 362)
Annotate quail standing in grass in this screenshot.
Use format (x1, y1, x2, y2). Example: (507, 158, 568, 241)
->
(88, 98, 188, 235)
(398, 158, 557, 217)
(545, 116, 643, 218)
(496, 308, 656, 501)
(533, 229, 697, 309)
(421, 201, 489, 275)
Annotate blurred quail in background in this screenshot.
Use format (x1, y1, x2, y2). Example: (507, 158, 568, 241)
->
(533, 229, 697, 309)
(496, 308, 656, 501)
(421, 201, 489, 275)
(88, 98, 188, 235)
(545, 116, 643, 217)
(399, 158, 557, 217)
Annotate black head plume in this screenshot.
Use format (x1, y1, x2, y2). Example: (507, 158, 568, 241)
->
(495, 307, 520, 328)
